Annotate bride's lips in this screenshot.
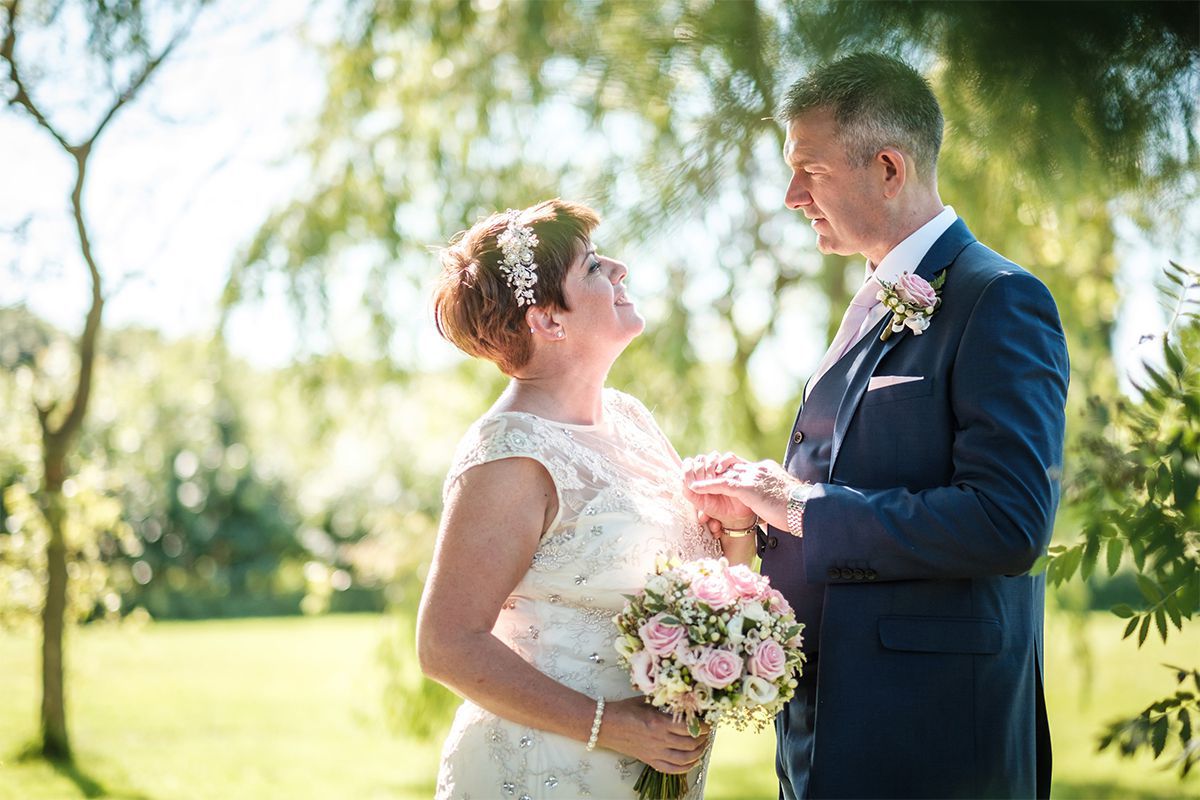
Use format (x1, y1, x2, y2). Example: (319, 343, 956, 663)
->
(614, 294, 634, 307)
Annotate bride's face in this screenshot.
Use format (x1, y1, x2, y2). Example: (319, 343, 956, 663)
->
(558, 240, 645, 347)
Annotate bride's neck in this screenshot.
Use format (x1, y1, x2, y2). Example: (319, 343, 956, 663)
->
(503, 371, 608, 426)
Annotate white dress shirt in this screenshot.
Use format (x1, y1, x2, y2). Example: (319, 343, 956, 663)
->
(805, 205, 957, 398)
(854, 205, 958, 342)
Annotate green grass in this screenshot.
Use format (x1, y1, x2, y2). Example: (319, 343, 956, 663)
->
(1, 611, 1196, 799)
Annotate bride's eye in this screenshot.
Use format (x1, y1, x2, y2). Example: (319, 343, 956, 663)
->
(588, 257, 602, 273)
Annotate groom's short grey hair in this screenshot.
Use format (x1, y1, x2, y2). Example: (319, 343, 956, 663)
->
(778, 53, 943, 182)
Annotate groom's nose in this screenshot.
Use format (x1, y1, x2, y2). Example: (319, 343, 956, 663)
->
(785, 172, 813, 210)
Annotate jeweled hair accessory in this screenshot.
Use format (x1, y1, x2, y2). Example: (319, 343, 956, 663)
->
(496, 209, 539, 307)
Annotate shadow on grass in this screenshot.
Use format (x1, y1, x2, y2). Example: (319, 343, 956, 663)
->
(1051, 780, 1197, 800)
(15, 742, 155, 800)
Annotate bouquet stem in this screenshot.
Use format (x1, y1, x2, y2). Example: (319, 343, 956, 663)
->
(633, 764, 689, 800)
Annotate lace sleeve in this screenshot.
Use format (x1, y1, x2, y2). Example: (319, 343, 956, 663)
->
(442, 413, 569, 529)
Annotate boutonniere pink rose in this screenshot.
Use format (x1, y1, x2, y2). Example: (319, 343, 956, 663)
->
(877, 270, 947, 341)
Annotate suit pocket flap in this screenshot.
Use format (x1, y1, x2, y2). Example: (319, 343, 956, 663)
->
(878, 615, 1001, 654)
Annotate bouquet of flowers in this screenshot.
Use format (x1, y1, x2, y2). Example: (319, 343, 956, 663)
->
(613, 557, 806, 800)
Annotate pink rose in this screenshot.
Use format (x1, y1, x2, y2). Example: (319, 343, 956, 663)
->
(727, 565, 765, 599)
(764, 588, 793, 615)
(628, 649, 657, 693)
(691, 572, 739, 609)
(639, 613, 687, 657)
(895, 272, 937, 310)
(748, 639, 787, 681)
(692, 648, 743, 689)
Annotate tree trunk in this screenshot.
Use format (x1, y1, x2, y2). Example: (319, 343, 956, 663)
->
(39, 484, 70, 759)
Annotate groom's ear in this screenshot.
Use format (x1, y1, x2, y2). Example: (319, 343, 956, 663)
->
(877, 148, 907, 199)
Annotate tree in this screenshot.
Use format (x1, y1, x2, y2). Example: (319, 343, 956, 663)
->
(1038, 260, 1200, 776)
(1, 0, 208, 760)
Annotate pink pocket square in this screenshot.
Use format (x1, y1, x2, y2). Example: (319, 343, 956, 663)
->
(868, 375, 925, 392)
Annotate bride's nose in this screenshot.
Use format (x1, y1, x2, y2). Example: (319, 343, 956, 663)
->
(608, 259, 629, 284)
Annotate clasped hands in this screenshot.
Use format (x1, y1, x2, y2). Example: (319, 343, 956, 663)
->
(681, 451, 802, 537)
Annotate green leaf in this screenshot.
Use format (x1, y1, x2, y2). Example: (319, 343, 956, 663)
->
(1154, 607, 1168, 643)
(1166, 598, 1183, 631)
(1111, 604, 1136, 619)
(1164, 341, 1184, 377)
(1081, 537, 1099, 581)
(1136, 574, 1163, 603)
(1029, 554, 1052, 577)
(1151, 715, 1169, 758)
(1123, 617, 1139, 640)
(1180, 708, 1192, 747)
(1138, 614, 1152, 647)
(1105, 538, 1123, 576)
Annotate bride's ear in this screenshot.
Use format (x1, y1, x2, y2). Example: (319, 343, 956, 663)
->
(526, 306, 566, 341)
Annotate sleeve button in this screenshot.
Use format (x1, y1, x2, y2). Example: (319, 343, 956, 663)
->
(793, 431, 804, 444)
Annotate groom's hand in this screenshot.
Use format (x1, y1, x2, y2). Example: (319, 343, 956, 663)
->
(687, 458, 798, 532)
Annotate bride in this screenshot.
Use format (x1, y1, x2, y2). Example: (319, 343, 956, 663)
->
(417, 199, 757, 798)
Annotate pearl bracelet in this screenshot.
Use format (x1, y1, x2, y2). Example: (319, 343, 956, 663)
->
(585, 697, 605, 751)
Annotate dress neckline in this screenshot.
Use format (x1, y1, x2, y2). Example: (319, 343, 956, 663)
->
(489, 388, 616, 433)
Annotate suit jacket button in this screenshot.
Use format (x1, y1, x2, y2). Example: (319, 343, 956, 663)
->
(793, 431, 804, 444)
(767, 535, 779, 549)
(866, 569, 877, 581)
(827, 567, 840, 580)
(839, 568, 854, 580)
(852, 569, 865, 581)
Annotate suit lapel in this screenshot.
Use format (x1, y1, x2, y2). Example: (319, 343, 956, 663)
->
(826, 219, 978, 479)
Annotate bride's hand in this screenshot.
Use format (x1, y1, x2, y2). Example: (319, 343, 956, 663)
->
(686, 458, 798, 531)
(598, 697, 710, 775)
(682, 451, 757, 529)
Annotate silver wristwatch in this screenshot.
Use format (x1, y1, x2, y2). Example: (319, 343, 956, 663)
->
(786, 483, 814, 538)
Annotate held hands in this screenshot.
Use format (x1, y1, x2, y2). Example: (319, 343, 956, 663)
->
(599, 696, 710, 775)
(683, 452, 798, 532)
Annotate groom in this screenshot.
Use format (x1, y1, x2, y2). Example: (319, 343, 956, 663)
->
(688, 53, 1068, 798)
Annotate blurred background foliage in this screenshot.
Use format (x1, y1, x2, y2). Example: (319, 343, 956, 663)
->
(2, 0, 1199, 794)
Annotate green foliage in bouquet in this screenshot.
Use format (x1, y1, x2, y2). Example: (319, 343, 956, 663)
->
(1035, 261, 1200, 777)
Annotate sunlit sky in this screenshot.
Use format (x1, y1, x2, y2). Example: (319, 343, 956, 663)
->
(1, 0, 1189, 400)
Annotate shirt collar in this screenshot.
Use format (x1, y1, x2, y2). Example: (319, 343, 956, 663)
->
(867, 205, 958, 285)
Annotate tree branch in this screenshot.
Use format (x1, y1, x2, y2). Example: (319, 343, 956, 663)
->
(85, 0, 209, 149)
(1, 0, 73, 153)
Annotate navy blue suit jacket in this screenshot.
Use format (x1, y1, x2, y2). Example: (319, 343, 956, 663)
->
(761, 219, 1068, 798)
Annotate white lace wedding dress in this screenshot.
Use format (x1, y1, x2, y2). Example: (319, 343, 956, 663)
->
(434, 389, 721, 800)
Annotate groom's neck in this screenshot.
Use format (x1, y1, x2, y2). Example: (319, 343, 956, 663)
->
(867, 186, 945, 265)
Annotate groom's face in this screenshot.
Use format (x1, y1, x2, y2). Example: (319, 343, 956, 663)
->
(783, 109, 884, 259)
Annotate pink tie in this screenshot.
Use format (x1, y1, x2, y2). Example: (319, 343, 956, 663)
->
(806, 276, 881, 397)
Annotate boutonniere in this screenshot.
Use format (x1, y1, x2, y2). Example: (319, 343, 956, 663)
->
(877, 270, 947, 341)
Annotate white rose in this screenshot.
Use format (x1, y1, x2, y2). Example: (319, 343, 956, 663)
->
(741, 600, 768, 623)
(725, 612, 746, 646)
(741, 675, 779, 706)
(646, 575, 670, 596)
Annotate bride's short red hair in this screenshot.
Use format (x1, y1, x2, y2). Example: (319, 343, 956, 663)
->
(432, 199, 600, 376)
